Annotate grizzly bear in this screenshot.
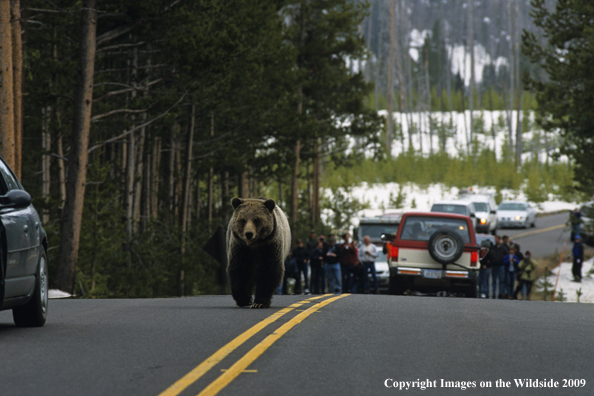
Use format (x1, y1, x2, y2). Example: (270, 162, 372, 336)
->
(227, 197, 291, 308)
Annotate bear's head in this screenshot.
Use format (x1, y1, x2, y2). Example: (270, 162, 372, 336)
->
(231, 197, 276, 245)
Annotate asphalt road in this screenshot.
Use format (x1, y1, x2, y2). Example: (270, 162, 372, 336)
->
(496, 212, 572, 258)
(1, 294, 593, 396)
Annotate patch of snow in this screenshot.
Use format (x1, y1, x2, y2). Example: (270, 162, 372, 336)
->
(49, 289, 73, 299)
(549, 258, 594, 303)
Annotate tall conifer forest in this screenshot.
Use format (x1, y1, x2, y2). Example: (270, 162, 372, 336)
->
(0, 0, 590, 297)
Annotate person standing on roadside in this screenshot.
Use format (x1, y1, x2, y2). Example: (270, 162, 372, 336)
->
(306, 230, 318, 254)
(503, 247, 520, 299)
(491, 235, 507, 299)
(358, 236, 379, 294)
(478, 240, 494, 298)
(293, 239, 310, 295)
(572, 236, 584, 283)
(339, 233, 358, 293)
(309, 240, 326, 294)
(513, 251, 537, 300)
(325, 238, 341, 293)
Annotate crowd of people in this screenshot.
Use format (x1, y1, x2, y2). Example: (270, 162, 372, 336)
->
(479, 228, 586, 300)
(478, 235, 538, 300)
(278, 231, 380, 295)
(279, 207, 588, 299)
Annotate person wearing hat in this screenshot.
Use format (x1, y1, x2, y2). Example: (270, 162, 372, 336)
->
(572, 235, 584, 283)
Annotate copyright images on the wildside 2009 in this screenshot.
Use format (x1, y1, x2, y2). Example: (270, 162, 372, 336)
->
(384, 378, 587, 390)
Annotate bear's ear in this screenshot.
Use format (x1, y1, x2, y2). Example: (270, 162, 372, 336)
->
(263, 199, 276, 212)
(231, 197, 243, 209)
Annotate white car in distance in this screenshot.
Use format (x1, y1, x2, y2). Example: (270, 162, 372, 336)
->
(465, 199, 498, 235)
(497, 201, 537, 229)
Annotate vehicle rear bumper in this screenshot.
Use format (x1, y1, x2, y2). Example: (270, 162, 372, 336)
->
(390, 266, 478, 280)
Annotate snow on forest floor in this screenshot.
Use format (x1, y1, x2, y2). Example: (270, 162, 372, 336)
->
(346, 182, 576, 221)
(547, 258, 594, 304)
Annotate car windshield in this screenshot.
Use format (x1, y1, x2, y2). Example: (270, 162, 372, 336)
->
(400, 216, 471, 243)
(498, 203, 527, 211)
(359, 224, 399, 241)
(472, 202, 489, 212)
(431, 204, 468, 215)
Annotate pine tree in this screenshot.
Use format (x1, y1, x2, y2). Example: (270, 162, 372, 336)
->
(523, 0, 594, 196)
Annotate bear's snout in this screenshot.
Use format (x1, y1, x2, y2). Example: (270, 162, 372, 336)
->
(243, 220, 257, 242)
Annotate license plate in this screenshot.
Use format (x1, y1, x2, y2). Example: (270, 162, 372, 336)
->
(423, 269, 442, 279)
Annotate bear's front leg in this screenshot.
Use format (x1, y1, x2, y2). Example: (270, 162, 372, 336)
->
(252, 262, 283, 309)
(228, 258, 253, 307)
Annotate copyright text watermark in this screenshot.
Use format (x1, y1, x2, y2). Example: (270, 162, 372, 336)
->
(384, 378, 587, 390)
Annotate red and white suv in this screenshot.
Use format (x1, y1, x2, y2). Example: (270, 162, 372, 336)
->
(385, 212, 480, 297)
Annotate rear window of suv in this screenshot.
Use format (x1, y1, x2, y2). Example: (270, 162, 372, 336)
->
(400, 216, 471, 243)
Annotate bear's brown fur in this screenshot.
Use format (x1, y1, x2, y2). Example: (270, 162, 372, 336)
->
(226, 197, 291, 308)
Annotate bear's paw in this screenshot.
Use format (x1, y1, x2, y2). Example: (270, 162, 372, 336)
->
(250, 302, 270, 309)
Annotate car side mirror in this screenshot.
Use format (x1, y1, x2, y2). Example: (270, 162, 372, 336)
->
(0, 190, 32, 209)
(470, 213, 476, 218)
(490, 210, 496, 214)
(381, 232, 396, 242)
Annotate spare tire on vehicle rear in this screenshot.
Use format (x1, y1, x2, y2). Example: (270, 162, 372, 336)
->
(428, 229, 464, 264)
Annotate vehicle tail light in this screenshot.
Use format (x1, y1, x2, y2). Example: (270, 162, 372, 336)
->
(391, 246, 399, 261)
(471, 251, 478, 267)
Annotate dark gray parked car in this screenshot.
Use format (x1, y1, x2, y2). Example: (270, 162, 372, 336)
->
(0, 157, 48, 327)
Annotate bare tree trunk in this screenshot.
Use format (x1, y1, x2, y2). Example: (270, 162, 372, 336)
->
(507, 0, 515, 161)
(468, 0, 475, 154)
(208, 113, 215, 233)
(222, 170, 230, 224)
(56, 134, 67, 208)
(180, 104, 195, 252)
(151, 137, 160, 220)
(394, 0, 407, 153)
(386, 0, 397, 156)
(124, 128, 135, 260)
(166, 129, 176, 225)
(312, 141, 320, 228)
(514, 0, 522, 169)
(55, 0, 97, 293)
(133, 122, 145, 228)
(424, 46, 432, 155)
(10, 0, 22, 178)
(403, 0, 415, 151)
(195, 173, 201, 222)
(41, 106, 51, 224)
(0, 0, 15, 169)
(140, 129, 150, 233)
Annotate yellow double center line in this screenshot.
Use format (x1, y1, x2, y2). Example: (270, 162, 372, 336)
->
(159, 294, 349, 396)
(511, 223, 565, 239)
